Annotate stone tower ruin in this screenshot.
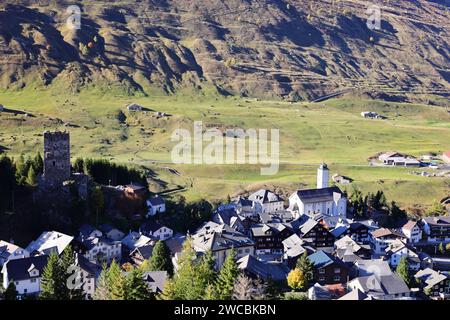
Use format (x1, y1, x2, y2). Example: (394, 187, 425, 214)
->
(43, 131, 71, 186)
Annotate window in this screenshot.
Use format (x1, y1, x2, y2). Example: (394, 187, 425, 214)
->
(319, 269, 325, 274)
(31, 279, 37, 283)
(334, 268, 340, 274)
(333, 276, 340, 282)
(319, 277, 325, 282)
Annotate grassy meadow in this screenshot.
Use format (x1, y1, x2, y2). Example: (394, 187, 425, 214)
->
(0, 86, 449, 211)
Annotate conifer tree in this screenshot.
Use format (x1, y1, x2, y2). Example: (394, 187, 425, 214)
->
(296, 252, 314, 284)
(94, 264, 111, 300)
(26, 165, 37, 186)
(40, 252, 62, 300)
(33, 152, 44, 174)
(396, 256, 412, 287)
(4, 281, 18, 300)
(162, 237, 203, 300)
(124, 268, 152, 300)
(215, 249, 239, 299)
(147, 241, 174, 276)
(108, 260, 126, 300)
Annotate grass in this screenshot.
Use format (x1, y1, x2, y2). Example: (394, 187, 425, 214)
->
(0, 87, 449, 210)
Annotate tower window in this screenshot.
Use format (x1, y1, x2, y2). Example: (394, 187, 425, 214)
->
(53, 161, 56, 166)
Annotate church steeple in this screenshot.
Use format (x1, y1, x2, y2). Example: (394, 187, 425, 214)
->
(317, 163, 329, 189)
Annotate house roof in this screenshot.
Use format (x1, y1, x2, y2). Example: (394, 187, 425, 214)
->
(251, 223, 289, 237)
(235, 196, 254, 207)
(79, 224, 100, 239)
(372, 228, 405, 239)
(192, 222, 254, 252)
(82, 236, 120, 250)
(143, 271, 167, 293)
(415, 268, 448, 289)
(237, 254, 289, 281)
(26, 231, 73, 256)
(140, 221, 166, 234)
(351, 274, 410, 297)
(308, 250, 346, 269)
(121, 232, 153, 250)
(3, 255, 48, 281)
(299, 218, 319, 236)
(309, 283, 346, 300)
(0, 241, 25, 261)
(423, 216, 450, 226)
(282, 234, 305, 258)
(248, 189, 283, 204)
(294, 186, 344, 203)
(147, 195, 165, 206)
(338, 289, 369, 300)
(334, 235, 362, 252)
(98, 224, 123, 235)
(131, 244, 154, 260)
(76, 255, 102, 277)
(402, 220, 418, 232)
(354, 259, 392, 277)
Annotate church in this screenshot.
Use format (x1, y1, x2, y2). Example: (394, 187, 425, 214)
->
(288, 164, 347, 219)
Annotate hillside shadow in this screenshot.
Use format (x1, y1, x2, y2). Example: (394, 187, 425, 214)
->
(0, 145, 9, 154)
(1, 108, 34, 117)
(261, 18, 325, 47)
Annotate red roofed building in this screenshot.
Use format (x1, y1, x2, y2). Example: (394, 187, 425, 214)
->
(443, 151, 450, 164)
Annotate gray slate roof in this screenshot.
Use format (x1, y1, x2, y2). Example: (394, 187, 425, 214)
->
(248, 189, 283, 204)
(3, 255, 48, 281)
(294, 186, 344, 203)
(237, 254, 289, 281)
(192, 222, 254, 252)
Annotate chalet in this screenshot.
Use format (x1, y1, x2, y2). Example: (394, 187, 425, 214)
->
(143, 271, 167, 294)
(347, 274, 410, 300)
(26, 231, 73, 256)
(80, 236, 122, 265)
(370, 228, 406, 255)
(385, 239, 420, 271)
(331, 222, 371, 243)
(146, 195, 166, 217)
(192, 222, 254, 269)
(2, 255, 48, 297)
(401, 220, 423, 244)
(0, 240, 29, 268)
(443, 151, 450, 164)
(378, 152, 421, 167)
(297, 217, 335, 252)
(237, 254, 290, 282)
(130, 245, 154, 266)
(415, 268, 450, 299)
(422, 216, 450, 242)
(248, 189, 284, 213)
(98, 224, 125, 241)
(308, 250, 349, 285)
(250, 223, 293, 255)
(140, 221, 173, 241)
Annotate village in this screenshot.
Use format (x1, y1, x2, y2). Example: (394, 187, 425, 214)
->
(0, 130, 449, 301)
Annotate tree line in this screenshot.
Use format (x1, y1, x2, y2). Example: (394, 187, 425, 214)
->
(73, 158, 148, 187)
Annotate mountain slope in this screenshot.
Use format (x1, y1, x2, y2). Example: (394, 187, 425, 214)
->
(0, 0, 449, 101)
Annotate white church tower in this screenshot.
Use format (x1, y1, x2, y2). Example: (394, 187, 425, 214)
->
(317, 163, 329, 189)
